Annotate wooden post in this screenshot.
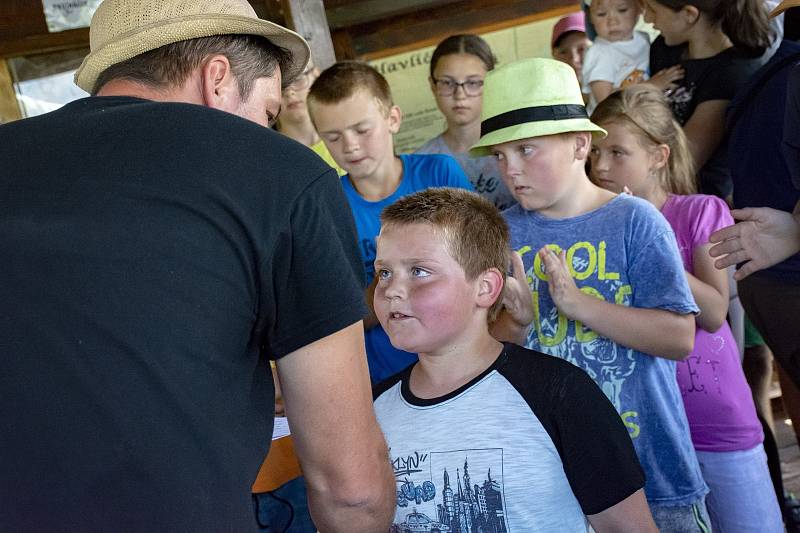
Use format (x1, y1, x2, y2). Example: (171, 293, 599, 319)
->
(0, 59, 22, 124)
(280, 0, 337, 70)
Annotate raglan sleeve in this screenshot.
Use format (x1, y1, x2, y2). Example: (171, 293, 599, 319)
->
(262, 169, 368, 358)
(551, 366, 646, 515)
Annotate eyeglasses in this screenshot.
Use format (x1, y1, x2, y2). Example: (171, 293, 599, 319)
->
(284, 66, 315, 92)
(431, 77, 484, 97)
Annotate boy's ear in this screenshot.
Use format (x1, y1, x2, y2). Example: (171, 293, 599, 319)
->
(572, 132, 592, 161)
(387, 105, 403, 134)
(476, 267, 505, 310)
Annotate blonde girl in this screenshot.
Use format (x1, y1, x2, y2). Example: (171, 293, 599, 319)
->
(590, 84, 782, 533)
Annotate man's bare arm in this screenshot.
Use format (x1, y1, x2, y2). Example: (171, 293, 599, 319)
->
(276, 321, 394, 532)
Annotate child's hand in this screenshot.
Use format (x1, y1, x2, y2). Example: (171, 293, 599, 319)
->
(501, 250, 535, 328)
(647, 65, 684, 93)
(540, 247, 583, 319)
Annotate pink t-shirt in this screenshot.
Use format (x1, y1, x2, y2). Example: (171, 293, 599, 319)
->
(661, 194, 763, 452)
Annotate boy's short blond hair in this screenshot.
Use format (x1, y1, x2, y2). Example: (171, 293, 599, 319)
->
(380, 188, 509, 321)
(307, 61, 393, 113)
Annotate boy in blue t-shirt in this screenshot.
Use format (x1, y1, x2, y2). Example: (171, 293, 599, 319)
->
(308, 61, 472, 383)
(471, 58, 709, 531)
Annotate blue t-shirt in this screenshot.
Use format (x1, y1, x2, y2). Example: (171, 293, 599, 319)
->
(503, 194, 706, 507)
(342, 153, 473, 382)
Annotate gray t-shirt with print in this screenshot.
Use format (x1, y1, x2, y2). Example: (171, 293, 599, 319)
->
(416, 134, 516, 210)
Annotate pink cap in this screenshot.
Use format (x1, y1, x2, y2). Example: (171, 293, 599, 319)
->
(551, 11, 587, 48)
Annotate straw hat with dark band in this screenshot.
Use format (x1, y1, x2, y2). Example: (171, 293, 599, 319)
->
(75, 0, 310, 93)
(469, 58, 606, 157)
(770, 0, 800, 17)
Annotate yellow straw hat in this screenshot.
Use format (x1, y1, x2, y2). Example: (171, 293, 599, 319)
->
(470, 58, 606, 157)
(770, 0, 800, 17)
(75, 0, 309, 93)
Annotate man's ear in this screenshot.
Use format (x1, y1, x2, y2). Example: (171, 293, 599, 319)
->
(387, 104, 403, 134)
(573, 132, 592, 161)
(200, 54, 239, 112)
(476, 267, 505, 310)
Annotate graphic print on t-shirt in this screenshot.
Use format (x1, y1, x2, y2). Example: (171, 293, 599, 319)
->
(391, 447, 508, 532)
(518, 241, 636, 415)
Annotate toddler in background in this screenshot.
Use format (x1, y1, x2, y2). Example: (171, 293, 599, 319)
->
(582, 0, 650, 113)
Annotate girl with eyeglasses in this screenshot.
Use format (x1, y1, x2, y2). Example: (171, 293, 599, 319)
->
(416, 34, 516, 210)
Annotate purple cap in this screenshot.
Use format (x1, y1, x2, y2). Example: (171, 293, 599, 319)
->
(551, 11, 587, 48)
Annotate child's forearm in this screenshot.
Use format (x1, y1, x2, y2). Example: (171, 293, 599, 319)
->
(569, 296, 695, 360)
(685, 270, 728, 333)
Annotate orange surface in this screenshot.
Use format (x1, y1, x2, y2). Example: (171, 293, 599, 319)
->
(251, 436, 302, 493)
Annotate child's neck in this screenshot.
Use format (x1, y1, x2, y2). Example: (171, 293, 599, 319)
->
(349, 155, 403, 202)
(638, 185, 670, 211)
(410, 333, 503, 399)
(441, 121, 481, 154)
(686, 23, 732, 60)
(277, 116, 320, 147)
(544, 170, 615, 219)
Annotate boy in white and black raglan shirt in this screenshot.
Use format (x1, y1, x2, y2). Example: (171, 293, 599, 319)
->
(371, 188, 655, 532)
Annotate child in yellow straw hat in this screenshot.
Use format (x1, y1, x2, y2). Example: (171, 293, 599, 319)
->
(474, 57, 710, 532)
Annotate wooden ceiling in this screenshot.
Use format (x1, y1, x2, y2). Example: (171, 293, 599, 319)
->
(0, 0, 579, 60)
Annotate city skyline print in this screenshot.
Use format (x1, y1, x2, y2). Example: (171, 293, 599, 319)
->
(390, 447, 508, 533)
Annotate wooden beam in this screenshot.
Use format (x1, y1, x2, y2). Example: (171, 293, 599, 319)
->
(0, 59, 22, 123)
(281, 0, 337, 70)
(325, 0, 454, 29)
(337, 0, 580, 60)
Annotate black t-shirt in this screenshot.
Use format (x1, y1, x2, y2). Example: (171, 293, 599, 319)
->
(650, 36, 763, 198)
(728, 43, 800, 281)
(0, 97, 366, 531)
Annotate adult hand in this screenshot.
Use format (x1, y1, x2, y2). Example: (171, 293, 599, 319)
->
(540, 247, 583, 319)
(501, 250, 534, 328)
(709, 207, 800, 280)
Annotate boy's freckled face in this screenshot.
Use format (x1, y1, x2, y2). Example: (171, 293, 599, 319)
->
(310, 89, 399, 180)
(491, 134, 581, 216)
(590, 0, 640, 42)
(373, 223, 478, 356)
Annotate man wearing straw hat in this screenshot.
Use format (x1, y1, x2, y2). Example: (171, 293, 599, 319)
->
(0, 0, 394, 531)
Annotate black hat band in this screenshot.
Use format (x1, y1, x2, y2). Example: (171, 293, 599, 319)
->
(480, 104, 589, 138)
